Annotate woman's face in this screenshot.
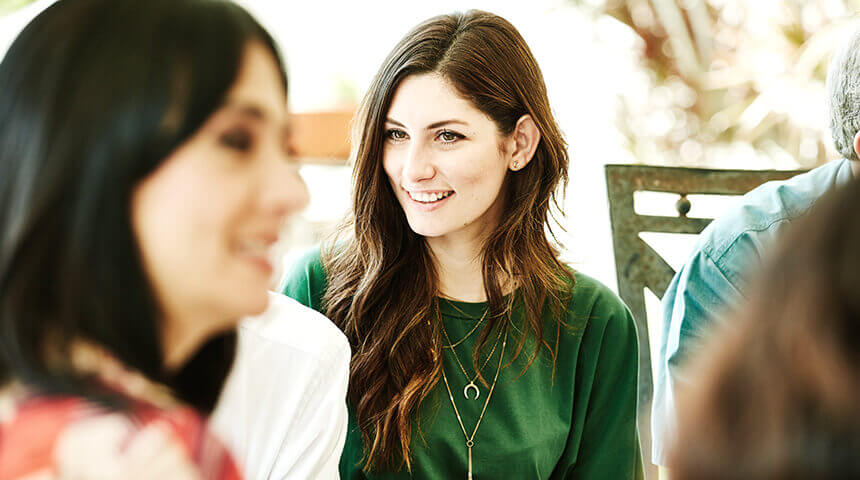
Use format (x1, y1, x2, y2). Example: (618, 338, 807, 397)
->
(382, 73, 512, 242)
(132, 42, 308, 362)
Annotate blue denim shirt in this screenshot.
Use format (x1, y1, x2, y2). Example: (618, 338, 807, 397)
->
(651, 159, 854, 465)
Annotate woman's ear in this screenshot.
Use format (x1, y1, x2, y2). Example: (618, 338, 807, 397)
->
(508, 114, 540, 171)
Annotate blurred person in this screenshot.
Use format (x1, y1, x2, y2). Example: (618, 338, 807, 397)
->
(0, 0, 348, 478)
(668, 178, 860, 479)
(284, 10, 643, 479)
(652, 25, 860, 464)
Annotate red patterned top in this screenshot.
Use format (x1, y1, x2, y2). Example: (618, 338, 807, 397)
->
(0, 346, 242, 480)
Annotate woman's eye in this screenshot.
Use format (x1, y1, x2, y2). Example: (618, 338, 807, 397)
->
(437, 130, 463, 143)
(385, 128, 408, 141)
(219, 128, 253, 152)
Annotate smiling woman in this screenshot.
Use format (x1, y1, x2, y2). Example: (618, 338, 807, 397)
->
(382, 73, 520, 243)
(283, 9, 644, 480)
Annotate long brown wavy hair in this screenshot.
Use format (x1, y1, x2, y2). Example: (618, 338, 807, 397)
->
(322, 10, 575, 472)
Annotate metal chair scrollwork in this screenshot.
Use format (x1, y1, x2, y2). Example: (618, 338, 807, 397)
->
(604, 164, 806, 479)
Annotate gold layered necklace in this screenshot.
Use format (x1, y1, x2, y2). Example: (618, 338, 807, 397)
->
(442, 305, 487, 349)
(437, 314, 508, 480)
(440, 315, 501, 400)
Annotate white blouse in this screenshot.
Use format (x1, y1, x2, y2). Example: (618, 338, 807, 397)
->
(211, 293, 350, 479)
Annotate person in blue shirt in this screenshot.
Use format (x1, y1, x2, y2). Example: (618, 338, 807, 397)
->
(651, 28, 860, 465)
(669, 177, 860, 479)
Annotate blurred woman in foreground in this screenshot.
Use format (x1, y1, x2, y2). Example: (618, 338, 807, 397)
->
(0, 0, 347, 477)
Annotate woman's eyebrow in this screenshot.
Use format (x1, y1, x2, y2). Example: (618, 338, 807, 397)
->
(385, 117, 469, 129)
(425, 119, 468, 129)
(223, 101, 268, 121)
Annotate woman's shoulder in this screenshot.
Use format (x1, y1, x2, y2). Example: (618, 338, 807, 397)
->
(0, 388, 240, 480)
(210, 293, 350, 478)
(239, 291, 349, 360)
(281, 245, 329, 311)
(568, 271, 626, 310)
(560, 269, 636, 340)
(287, 245, 327, 278)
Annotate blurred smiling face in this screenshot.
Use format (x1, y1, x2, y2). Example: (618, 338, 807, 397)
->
(382, 73, 511, 240)
(132, 42, 309, 331)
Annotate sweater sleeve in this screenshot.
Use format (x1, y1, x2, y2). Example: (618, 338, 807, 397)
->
(554, 278, 644, 479)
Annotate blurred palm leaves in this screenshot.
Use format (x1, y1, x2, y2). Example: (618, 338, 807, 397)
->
(575, 0, 860, 167)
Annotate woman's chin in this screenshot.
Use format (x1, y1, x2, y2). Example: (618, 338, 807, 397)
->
(406, 220, 451, 239)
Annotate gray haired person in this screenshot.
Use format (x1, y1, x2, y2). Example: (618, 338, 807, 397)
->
(651, 26, 860, 465)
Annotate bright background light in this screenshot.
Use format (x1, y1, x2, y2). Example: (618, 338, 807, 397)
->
(2, 0, 856, 293)
(235, 0, 651, 289)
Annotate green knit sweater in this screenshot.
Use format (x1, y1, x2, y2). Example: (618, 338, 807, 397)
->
(283, 248, 643, 479)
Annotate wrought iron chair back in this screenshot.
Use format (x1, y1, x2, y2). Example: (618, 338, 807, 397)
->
(604, 164, 806, 479)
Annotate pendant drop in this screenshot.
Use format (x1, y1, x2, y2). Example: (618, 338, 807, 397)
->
(467, 442, 473, 480)
(463, 382, 480, 400)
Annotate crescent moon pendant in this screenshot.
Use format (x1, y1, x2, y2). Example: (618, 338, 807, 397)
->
(464, 382, 480, 400)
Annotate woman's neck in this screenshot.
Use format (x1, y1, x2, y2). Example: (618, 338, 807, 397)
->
(428, 235, 487, 302)
(426, 194, 512, 303)
(160, 305, 234, 372)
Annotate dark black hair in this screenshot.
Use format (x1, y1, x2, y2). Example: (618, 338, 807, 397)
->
(0, 0, 287, 412)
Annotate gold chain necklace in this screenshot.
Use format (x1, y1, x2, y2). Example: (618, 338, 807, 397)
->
(440, 315, 502, 400)
(443, 306, 487, 349)
(440, 325, 507, 480)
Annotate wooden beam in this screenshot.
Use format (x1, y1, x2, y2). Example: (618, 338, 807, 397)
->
(291, 109, 355, 164)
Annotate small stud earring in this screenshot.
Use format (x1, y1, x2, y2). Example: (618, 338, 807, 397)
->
(513, 161, 520, 169)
